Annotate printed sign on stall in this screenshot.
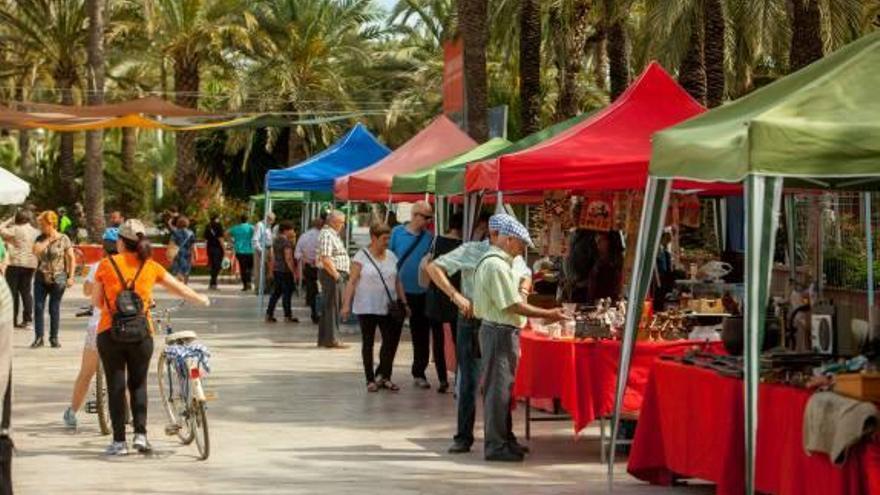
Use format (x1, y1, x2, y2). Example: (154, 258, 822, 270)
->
(579, 193, 615, 232)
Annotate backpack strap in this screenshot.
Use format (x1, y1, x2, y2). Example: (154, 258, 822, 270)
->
(396, 229, 426, 270)
(102, 256, 146, 312)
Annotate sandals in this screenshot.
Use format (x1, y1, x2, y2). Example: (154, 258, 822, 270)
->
(366, 382, 379, 393)
(382, 380, 400, 392)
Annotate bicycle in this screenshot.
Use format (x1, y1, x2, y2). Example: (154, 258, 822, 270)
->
(76, 306, 112, 435)
(154, 303, 213, 460)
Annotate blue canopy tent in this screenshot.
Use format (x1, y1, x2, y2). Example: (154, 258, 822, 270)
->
(259, 123, 391, 303)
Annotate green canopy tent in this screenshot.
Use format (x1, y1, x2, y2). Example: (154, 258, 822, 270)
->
(390, 137, 512, 194)
(609, 31, 880, 494)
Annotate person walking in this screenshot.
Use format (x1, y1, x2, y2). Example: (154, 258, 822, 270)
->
(228, 216, 255, 291)
(295, 216, 323, 323)
(316, 210, 350, 348)
(32, 211, 76, 349)
(63, 233, 117, 429)
(389, 200, 434, 389)
(203, 215, 225, 290)
(472, 215, 567, 462)
(91, 219, 209, 456)
(168, 215, 196, 284)
(266, 221, 298, 323)
(252, 212, 276, 291)
(1, 211, 39, 329)
(341, 223, 407, 392)
(425, 214, 533, 455)
(423, 213, 464, 393)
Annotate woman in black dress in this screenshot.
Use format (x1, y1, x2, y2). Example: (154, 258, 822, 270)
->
(425, 212, 464, 393)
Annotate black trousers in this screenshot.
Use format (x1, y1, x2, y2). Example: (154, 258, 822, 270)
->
(235, 253, 253, 289)
(4, 266, 34, 326)
(407, 293, 433, 380)
(358, 314, 402, 383)
(97, 332, 154, 442)
(267, 271, 295, 318)
(302, 263, 319, 322)
(428, 319, 450, 385)
(207, 246, 224, 287)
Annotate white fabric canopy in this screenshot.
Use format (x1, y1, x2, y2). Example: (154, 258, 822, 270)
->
(0, 168, 30, 205)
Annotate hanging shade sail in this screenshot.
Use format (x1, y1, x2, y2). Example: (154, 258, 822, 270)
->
(466, 62, 713, 193)
(651, 30, 880, 185)
(265, 123, 390, 192)
(334, 115, 477, 201)
(434, 112, 593, 196)
(391, 137, 511, 194)
(0, 168, 30, 204)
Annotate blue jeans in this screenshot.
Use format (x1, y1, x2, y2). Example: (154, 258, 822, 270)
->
(453, 315, 481, 447)
(33, 276, 65, 340)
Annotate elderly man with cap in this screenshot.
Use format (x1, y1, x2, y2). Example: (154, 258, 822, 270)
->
(425, 213, 533, 455)
(388, 200, 435, 389)
(473, 214, 567, 462)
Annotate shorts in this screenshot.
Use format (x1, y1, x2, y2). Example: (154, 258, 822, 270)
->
(83, 324, 98, 351)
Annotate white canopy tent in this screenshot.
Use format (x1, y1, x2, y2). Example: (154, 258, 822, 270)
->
(0, 168, 30, 205)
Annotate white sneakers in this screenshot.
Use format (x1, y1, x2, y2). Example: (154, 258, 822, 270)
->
(104, 434, 151, 456)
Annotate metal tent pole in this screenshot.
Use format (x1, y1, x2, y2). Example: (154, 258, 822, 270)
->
(258, 184, 271, 310)
(865, 192, 875, 312)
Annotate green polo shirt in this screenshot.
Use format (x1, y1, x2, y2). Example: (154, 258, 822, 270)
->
(433, 241, 531, 302)
(473, 246, 525, 328)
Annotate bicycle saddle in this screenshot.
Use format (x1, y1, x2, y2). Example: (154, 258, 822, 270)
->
(165, 330, 198, 344)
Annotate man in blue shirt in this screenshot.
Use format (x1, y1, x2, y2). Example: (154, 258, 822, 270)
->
(389, 200, 434, 389)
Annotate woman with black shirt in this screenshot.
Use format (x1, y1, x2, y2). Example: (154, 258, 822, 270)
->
(425, 213, 463, 393)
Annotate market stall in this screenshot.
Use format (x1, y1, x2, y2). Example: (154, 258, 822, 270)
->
(612, 31, 880, 495)
(334, 115, 476, 202)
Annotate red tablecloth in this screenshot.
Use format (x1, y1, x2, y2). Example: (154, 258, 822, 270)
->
(628, 360, 880, 495)
(78, 243, 208, 267)
(513, 332, 723, 433)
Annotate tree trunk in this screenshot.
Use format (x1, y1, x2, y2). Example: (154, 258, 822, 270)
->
(458, 0, 489, 141)
(519, 0, 542, 136)
(120, 127, 141, 215)
(56, 74, 77, 208)
(789, 0, 823, 72)
(555, 0, 591, 120)
(287, 126, 307, 164)
(678, 15, 707, 105)
(591, 30, 608, 93)
(84, 0, 106, 242)
(14, 85, 32, 175)
(702, 0, 725, 108)
(607, 20, 629, 101)
(174, 53, 201, 211)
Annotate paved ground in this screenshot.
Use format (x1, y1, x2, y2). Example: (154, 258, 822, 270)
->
(11, 278, 710, 494)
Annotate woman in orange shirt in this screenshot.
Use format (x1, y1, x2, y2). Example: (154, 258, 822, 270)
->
(91, 219, 209, 456)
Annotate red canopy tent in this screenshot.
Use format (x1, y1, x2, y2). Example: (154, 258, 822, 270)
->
(334, 115, 477, 201)
(465, 62, 733, 193)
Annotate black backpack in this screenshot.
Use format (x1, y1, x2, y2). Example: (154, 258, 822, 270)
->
(102, 256, 149, 343)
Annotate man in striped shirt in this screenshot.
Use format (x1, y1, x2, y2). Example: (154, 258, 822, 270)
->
(316, 210, 350, 348)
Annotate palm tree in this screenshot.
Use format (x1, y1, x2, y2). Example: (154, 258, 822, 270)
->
(553, 0, 592, 120)
(788, 0, 823, 71)
(84, 0, 105, 241)
(143, 0, 250, 209)
(0, 0, 88, 206)
(458, 0, 489, 140)
(247, 0, 382, 163)
(602, 0, 633, 101)
(519, 0, 541, 135)
(702, 0, 724, 107)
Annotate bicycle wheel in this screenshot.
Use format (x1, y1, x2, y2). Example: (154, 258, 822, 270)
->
(190, 400, 210, 461)
(157, 353, 194, 444)
(95, 362, 111, 436)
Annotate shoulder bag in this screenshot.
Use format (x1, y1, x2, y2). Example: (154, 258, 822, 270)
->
(361, 249, 407, 324)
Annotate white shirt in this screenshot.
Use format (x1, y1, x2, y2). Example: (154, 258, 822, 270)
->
(85, 263, 102, 330)
(351, 249, 399, 315)
(252, 221, 275, 252)
(294, 228, 320, 265)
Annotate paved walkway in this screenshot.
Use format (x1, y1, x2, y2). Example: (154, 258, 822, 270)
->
(11, 279, 708, 494)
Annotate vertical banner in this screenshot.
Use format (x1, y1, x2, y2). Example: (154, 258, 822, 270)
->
(442, 38, 464, 120)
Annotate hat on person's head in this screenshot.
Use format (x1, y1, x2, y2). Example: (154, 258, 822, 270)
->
(118, 219, 146, 241)
(489, 214, 534, 247)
